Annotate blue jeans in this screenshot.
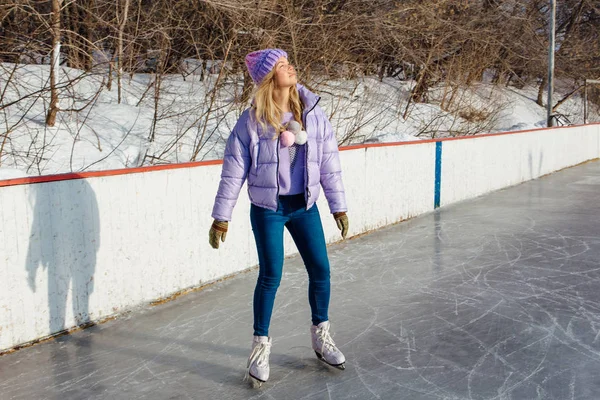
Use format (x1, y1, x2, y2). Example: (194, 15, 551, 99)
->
(251, 194, 330, 337)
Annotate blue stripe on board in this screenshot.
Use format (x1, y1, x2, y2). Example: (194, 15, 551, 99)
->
(434, 142, 442, 209)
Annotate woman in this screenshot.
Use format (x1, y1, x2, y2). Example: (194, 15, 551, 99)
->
(209, 48, 349, 386)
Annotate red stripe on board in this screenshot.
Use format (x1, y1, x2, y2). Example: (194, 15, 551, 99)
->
(339, 122, 600, 151)
(1, 123, 598, 187)
(0, 159, 223, 188)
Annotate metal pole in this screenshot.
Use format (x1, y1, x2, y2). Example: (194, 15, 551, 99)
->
(547, 0, 556, 127)
(584, 79, 588, 124)
(584, 80, 600, 125)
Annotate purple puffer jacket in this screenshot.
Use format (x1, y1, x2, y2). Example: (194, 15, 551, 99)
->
(211, 84, 347, 221)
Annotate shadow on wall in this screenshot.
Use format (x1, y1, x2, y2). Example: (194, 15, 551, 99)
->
(25, 176, 100, 335)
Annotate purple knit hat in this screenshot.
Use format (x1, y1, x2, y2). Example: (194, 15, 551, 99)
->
(245, 49, 288, 84)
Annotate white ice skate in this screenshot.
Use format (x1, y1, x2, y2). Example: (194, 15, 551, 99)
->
(311, 321, 346, 369)
(244, 336, 271, 387)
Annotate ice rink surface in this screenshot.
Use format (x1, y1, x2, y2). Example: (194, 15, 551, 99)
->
(2, 161, 600, 400)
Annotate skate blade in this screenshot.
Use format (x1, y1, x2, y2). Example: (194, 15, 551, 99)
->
(248, 373, 266, 388)
(314, 351, 346, 370)
(250, 378, 263, 388)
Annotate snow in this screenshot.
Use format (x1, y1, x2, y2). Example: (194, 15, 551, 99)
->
(0, 168, 30, 180)
(0, 62, 596, 179)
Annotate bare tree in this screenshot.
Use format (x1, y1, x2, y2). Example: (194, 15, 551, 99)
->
(2, 0, 599, 175)
(45, 0, 62, 127)
(116, 0, 131, 104)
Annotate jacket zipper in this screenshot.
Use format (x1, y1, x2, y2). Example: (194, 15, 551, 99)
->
(276, 135, 280, 203)
(302, 97, 321, 208)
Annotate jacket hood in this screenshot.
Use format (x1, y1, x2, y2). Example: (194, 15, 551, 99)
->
(296, 84, 320, 112)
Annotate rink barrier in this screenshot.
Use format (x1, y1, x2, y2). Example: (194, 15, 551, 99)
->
(434, 142, 442, 208)
(1, 122, 599, 352)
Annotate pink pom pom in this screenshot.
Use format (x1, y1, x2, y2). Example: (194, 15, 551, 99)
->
(280, 130, 295, 147)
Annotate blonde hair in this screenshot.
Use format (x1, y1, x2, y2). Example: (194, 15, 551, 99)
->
(252, 69, 303, 139)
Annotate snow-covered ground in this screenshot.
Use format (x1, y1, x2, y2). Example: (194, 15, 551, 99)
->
(0, 62, 596, 180)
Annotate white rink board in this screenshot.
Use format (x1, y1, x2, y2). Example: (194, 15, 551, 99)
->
(440, 125, 600, 207)
(1, 124, 599, 351)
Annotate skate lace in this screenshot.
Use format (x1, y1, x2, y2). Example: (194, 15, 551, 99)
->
(315, 324, 338, 354)
(244, 340, 271, 381)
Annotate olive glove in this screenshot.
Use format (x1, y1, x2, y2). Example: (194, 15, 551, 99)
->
(209, 220, 228, 249)
(333, 212, 349, 239)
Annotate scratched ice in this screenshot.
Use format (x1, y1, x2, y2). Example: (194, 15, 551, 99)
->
(2, 161, 600, 399)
